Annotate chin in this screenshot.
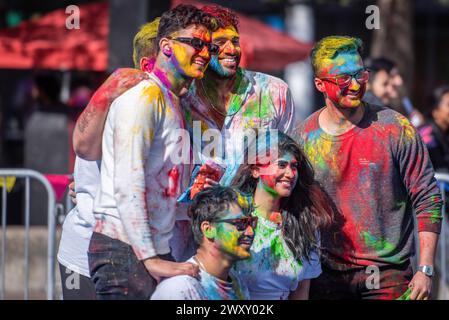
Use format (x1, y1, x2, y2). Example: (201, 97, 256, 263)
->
(340, 99, 363, 108)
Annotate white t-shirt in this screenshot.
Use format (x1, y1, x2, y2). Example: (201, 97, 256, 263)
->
(57, 157, 100, 277)
(233, 211, 322, 300)
(151, 257, 249, 300)
(93, 72, 190, 260)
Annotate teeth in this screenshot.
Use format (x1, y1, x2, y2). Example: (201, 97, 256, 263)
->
(194, 61, 205, 66)
(223, 58, 235, 62)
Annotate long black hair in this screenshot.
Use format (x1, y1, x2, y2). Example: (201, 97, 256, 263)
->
(231, 130, 333, 262)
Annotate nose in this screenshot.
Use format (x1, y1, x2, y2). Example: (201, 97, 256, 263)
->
(244, 225, 254, 237)
(198, 45, 210, 60)
(284, 165, 295, 178)
(223, 40, 237, 55)
(348, 77, 361, 91)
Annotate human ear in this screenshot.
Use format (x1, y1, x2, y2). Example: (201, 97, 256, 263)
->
(251, 166, 260, 179)
(140, 57, 155, 72)
(201, 221, 216, 240)
(314, 77, 326, 93)
(159, 38, 172, 57)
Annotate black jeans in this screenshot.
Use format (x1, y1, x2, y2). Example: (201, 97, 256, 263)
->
(310, 260, 414, 300)
(59, 263, 96, 300)
(88, 232, 173, 300)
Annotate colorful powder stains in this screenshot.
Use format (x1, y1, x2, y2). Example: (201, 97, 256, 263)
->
(302, 129, 337, 173)
(429, 195, 443, 224)
(258, 176, 279, 197)
(165, 166, 180, 197)
(270, 236, 289, 260)
(215, 222, 250, 259)
(396, 287, 412, 300)
(396, 115, 415, 142)
(236, 191, 251, 211)
(360, 231, 394, 252)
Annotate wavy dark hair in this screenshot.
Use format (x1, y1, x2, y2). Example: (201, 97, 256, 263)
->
(231, 131, 333, 262)
(156, 4, 218, 52)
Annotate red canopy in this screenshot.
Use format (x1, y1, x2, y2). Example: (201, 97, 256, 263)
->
(172, 0, 313, 72)
(0, 2, 108, 71)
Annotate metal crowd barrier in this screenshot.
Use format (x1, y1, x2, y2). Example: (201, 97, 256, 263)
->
(0, 169, 56, 300)
(435, 172, 449, 299)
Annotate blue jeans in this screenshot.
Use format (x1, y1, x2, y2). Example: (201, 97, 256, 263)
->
(88, 232, 173, 300)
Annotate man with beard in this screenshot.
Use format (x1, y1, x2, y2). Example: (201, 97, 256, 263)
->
(295, 36, 442, 300)
(182, 5, 296, 186)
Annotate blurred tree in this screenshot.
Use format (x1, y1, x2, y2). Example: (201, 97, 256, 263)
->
(370, 0, 414, 95)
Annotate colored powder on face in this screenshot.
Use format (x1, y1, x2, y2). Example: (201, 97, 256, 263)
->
(360, 231, 394, 252)
(215, 222, 249, 258)
(258, 177, 279, 197)
(327, 52, 362, 75)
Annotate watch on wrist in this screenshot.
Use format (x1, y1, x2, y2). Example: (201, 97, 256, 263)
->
(418, 265, 434, 277)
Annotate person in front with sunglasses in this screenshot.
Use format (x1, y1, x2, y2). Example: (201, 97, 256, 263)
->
(230, 131, 333, 300)
(294, 36, 442, 300)
(151, 186, 255, 300)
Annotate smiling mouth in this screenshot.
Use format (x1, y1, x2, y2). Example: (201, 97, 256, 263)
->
(220, 56, 237, 66)
(193, 59, 207, 67)
(278, 180, 293, 188)
(239, 237, 253, 246)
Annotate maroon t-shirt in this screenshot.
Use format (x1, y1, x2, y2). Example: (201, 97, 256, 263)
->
(295, 103, 442, 270)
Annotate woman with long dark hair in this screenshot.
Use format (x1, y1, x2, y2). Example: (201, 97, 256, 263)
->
(231, 130, 332, 300)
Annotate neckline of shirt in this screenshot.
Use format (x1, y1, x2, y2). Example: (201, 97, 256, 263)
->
(314, 103, 370, 142)
(188, 69, 253, 129)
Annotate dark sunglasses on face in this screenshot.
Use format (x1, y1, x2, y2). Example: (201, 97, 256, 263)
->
(168, 37, 220, 55)
(214, 216, 258, 232)
(320, 68, 370, 89)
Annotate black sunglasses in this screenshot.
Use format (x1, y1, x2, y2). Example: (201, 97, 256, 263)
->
(214, 216, 258, 232)
(168, 37, 220, 55)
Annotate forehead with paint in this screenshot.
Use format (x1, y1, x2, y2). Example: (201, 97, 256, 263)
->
(319, 51, 364, 78)
(170, 24, 212, 42)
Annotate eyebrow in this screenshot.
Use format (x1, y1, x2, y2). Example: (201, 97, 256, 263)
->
(214, 36, 239, 41)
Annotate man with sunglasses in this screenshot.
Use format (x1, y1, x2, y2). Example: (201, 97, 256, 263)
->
(295, 36, 442, 300)
(151, 186, 255, 300)
(86, 5, 220, 300)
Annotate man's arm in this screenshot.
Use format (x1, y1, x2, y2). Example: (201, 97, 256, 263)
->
(73, 68, 147, 160)
(409, 231, 438, 300)
(397, 115, 443, 300)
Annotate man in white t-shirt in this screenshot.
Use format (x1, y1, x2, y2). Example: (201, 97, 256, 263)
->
(151, 186, 255, 300)
(56, 19, 159, 299)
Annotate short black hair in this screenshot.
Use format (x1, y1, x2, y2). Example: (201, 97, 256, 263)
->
(189, 186, 252, 245)
(429, 85, 449, 115)
(365, 57, 395, 83)
(156, 4, 218, 52)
